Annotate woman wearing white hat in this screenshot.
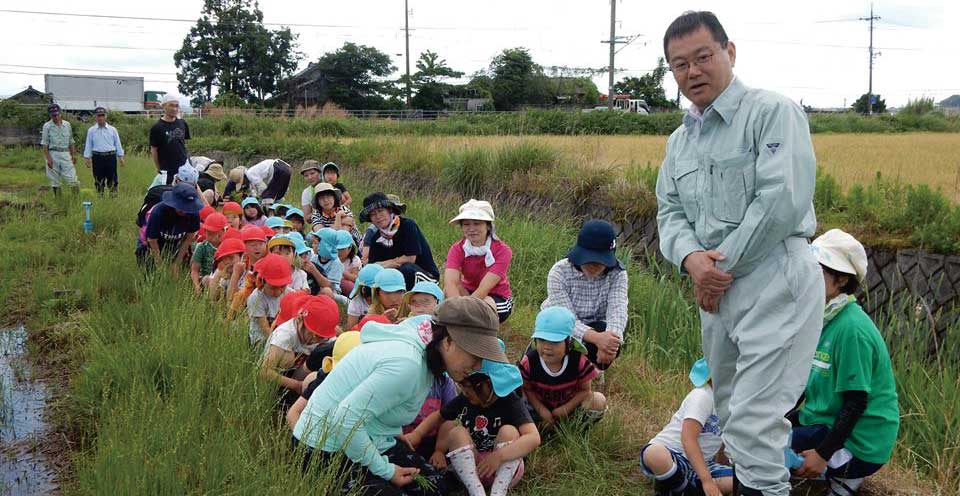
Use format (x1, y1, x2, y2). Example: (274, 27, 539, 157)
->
(444, 199, 514, 322)
(789, 229, 899, 495)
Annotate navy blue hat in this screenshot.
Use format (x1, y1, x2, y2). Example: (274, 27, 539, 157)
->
(47, 103, 61, 115)
(94, 106, 106, 115)
(161, 182, 204, 214)
(567, 219, 620, 268)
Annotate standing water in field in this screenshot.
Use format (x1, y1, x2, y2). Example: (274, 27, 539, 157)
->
(0, 326, 58, 494)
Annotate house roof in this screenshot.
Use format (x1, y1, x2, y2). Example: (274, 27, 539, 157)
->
(940, 95, 960, 108)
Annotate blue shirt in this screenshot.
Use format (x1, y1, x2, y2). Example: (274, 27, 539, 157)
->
(83, 123, 124, 158)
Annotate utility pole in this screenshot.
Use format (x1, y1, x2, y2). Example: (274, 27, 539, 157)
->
(404, 0, 412, 108)
(606, 0, 616, 109)
(859, 3, 880, 114)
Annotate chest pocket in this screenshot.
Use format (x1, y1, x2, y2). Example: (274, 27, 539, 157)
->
(671, 159, 700, 222)
(711, 151, 755, 223)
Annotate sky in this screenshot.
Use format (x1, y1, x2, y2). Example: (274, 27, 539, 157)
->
(0, 0, 956, 109)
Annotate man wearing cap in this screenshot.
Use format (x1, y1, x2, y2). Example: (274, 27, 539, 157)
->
(136, 182, 203, 273)
(655, 11, 823, 495)
(541, 219, 628, 370)
(149, 94, 191, 185)
(40, 103, 79, 195)
(82, 107, 124, 195)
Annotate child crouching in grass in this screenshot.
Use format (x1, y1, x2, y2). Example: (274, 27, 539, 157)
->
(519, 307, 606, 430)
(206, 238, 245, 301)
(260, 295, 339, 399)
(246, 253, 293, 346)
(399, 281, 444, 320)
(639, 358, 733, 496)
(191, 212, 227, 295)
(345, 263, 382, 328)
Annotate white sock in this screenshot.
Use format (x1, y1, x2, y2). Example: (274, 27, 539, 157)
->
(447, 446, 486, 496)
(829, 476, 864, 496)
(489, 442, 521, 496)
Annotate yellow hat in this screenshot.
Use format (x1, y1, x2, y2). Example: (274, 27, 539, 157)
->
(267, 236, 295, 250)
(322, 331, 361, 373)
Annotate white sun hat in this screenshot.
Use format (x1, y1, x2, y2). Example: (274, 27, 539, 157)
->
(449, 199, 496, 224)
(811, 229, 868, 282)
(161, 93, 181, 106)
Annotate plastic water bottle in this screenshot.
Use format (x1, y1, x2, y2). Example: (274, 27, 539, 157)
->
(160, 170, 168, 184)
(82, 201, 93, 233)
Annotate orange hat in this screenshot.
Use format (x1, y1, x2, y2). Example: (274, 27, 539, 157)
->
(199, 205, 216, 221)
(274, 291, 312, 328)
(301, 295, 340, 338)
(241, 225, 267, 243)
(351, 314, 391, 332)
(253, 253, 293, 286)
(222, 201, 243, 215)
(202, 212, 228, 232)
(214, 238, 245, 263)
(260, 225, 275, 240)
(222, 227, 242, 241)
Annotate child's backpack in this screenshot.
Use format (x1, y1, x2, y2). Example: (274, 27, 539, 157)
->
(137, 185, 172, 227)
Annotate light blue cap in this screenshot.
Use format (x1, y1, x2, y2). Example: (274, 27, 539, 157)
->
(176, 164, 198, 183)
(374, 268, 406, 293)
(293, 239, 312, 256)
(265, 217, 285, 229)
(532, 306, 576, 342)
(285, 207, 305, 220)
(475, 339, 522, 397)
(350, 264, 383, 299)
(241, 196, 260, 208)
(335, 230, 354, 250)
(286, 232, 306, 244)
(316, 228, 339, 261)
(689, 357, 710, 387)
(407, 281, 444, 304)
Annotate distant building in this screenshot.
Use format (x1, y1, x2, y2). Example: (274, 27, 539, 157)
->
(276, 63, 331, 108)
(938, 95, 960, 116)
(5, 85, 52, 105)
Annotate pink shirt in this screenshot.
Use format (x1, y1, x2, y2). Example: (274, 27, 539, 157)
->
(445, 238, 512, 299)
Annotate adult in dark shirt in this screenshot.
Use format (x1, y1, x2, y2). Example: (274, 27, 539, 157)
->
(360, 192, 439, 290)
(149, 95, 190, 185)
(137, 182, 202, 274)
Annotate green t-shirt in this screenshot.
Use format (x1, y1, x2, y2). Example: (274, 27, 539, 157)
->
(799, 302, 900, 463)
(191, 240, 217, 277)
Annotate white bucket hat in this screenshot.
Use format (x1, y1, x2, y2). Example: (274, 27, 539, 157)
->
(449, 199, 495, 224)
(811, 229, 868, 282)
(161, 93, 180, 106)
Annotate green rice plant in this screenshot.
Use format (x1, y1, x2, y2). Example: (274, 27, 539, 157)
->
(439, 147, 495, 197)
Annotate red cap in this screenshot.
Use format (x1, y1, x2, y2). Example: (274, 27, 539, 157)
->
(261, 225, 276, 239)
(253, 253, 293, 286)
(222, 201, 243, 215)
(214, 238, 245, 263)
(274, 291, 312, 329)
(202, 212, 228, 232)
(351, 314, 391, 332)
(222, 227, 242, 241)
(301, 295, 340, 338)
(241, 225, 267, 243)
(199, 205, 216, 221)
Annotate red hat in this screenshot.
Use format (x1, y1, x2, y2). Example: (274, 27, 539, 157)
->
(199, 205, 216, 221)
(301, 295, 340, 338)
(201, 212, 228, 232)
(241, 225, 267, 243)
(253, 253, 293, 286)
(222, 227, 242, 241)
(214, 238, 245, 263)
(260, 225, 276, 239)
(274, 291, 312, 329)
(222, 201, 243, 215)
(351, 314, 391, 332)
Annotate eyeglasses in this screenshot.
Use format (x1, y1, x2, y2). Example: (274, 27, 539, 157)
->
(669, 50, 716, 74)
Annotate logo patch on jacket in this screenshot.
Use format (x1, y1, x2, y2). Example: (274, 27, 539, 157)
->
(765, 142, 781, 155)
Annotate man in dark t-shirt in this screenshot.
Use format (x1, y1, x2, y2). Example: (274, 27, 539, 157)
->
(149, 95, 191, 185)
(360, 192, 439, 290)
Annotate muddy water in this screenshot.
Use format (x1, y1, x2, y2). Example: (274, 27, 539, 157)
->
(0, 326, 57, 495)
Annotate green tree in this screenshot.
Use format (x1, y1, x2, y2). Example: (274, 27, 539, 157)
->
(613, 57, 677, 110)
(313, 42, 396, 110)
(489, 48, 550, 110)
(406, 51, 464, 110)
(852, 93, 887, 114)
(174, 0, 301, 107)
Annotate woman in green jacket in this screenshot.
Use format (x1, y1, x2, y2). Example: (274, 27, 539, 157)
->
(789, 229, 900, 496)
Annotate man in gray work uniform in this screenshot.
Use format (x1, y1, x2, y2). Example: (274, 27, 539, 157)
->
(41, 103, 79, 195)
(655, 11, 825, 496)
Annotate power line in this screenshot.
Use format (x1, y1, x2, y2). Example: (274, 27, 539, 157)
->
(0, 64, 174, 75)
(0, 69, 176, 84)
(29, 42, 176, 52)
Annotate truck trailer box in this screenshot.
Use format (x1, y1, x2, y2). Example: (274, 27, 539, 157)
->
(44, 74, 145, 112)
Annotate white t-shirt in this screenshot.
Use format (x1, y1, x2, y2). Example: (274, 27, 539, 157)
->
(649, 385, 723, 461)
(247, 288, 290, 345)
(290, 269, 310, 292)
(262, 318, 317, 359)
(347, 295, 370, 317)
(301, 186, 314, 210)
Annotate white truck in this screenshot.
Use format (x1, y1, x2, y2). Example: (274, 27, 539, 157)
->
(44, 74, 145, 113)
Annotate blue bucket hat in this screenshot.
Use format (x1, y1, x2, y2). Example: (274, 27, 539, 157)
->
(374, 268, 406, 293)
(161, 182, 204, 214)
(293, 238, 312, 256)
(286, 231, 306, 244)
(474, 339, 522, 397)
(265, 217, 286, 229)
(350, 264, 383, 299)
(285, 207, 305, 220)
(316, 228, 339, 261)
(532, 306, 588, 354)
(241, 197, 260, 208)
(689, 358, 710, 387)
(567, 219, 621, 269)
(176, 164, 199, 184)
(334, 230, 354, 250)
(406, 281, 444, 304)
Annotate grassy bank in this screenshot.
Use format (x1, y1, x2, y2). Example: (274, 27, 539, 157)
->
(1, 148, 957, 494)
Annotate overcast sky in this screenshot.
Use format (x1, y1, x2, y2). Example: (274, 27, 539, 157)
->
(0, 0, 955, 109)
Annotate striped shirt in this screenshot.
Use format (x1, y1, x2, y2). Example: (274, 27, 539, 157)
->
(541, 258, 629, 341)
(519, 348, 598, 410)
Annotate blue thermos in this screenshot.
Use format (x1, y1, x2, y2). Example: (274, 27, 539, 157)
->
(82, 201, 93, 233)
